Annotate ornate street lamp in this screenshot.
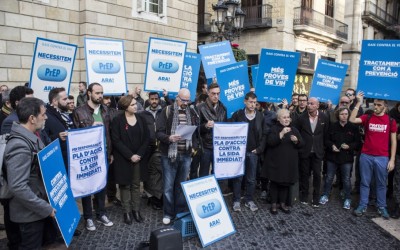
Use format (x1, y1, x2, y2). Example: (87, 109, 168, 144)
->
(210, 0, 246, 42)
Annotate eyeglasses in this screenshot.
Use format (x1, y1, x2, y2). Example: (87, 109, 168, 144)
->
(345, 93, 354, 97)
(178, 96, 190, 103)
(298, 99, 307, 102)
(340, 101, 349, 104)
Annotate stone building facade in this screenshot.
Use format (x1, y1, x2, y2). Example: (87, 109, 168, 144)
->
(0, 0, 198, 96)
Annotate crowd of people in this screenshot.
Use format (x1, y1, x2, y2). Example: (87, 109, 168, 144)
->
(0, 80, 399, 249)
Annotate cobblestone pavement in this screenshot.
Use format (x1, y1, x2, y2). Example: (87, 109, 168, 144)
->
(1, 187, 397, 250)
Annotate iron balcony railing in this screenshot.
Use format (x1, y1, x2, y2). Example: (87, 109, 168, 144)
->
(242, 4, 272, 29)
(293, 7, 348, 40)
(364, 0, 397, 25)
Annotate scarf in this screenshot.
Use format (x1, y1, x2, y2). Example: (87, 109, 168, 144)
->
(1, 104, 12, 116)
(168, 102, 192, 160)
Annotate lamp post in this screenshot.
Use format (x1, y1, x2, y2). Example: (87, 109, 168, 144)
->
(210, 0, 246, 42)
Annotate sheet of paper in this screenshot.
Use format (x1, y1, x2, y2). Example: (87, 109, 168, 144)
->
(175, 125, 197, 140)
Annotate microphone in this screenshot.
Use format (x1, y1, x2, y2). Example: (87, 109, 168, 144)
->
(190, 104, 200, 118)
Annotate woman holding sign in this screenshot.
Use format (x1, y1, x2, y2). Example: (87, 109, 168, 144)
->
(263, 109, 303, 214)
(111, 95, 149, 224)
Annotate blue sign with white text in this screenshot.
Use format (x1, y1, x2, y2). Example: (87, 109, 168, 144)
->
(181, 52, 201, 102)
(216, 61, 250, 118)
(251, 64, 259, 89)
(199, 41, 236, 79)
(310, 59, 348, 104)
(358, 40, 400, 101)
(38, 140, 80, 248)
(256, 49, 300, 102)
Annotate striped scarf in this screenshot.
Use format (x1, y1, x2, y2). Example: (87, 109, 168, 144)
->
(168, 102, 192, 161)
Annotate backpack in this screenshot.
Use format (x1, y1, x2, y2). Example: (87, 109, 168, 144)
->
(0, 134, 36, 199)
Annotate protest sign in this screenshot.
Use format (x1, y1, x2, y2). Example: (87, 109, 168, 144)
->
(256, 49, 300, 102)
(310, 59, 348, 104)
(213, 122, 248, 179)
(198, 41, 236, 79)
(216, 61, 250, 118)
(251, 64, 259, 89)
(67, 126, 108, 198)
(84, 37, 127, 95)
(181, 52, 201, 101)
(38, 139, 80, 247)
(358, 40, 400, 100)
(30, 37, 77, 102)
(144, 37, 187, 93)
(181, 175, 235, 247)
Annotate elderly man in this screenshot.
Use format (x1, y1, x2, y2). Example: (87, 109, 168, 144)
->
(294, 97, 329, 207)
(156, 88, 198, 225)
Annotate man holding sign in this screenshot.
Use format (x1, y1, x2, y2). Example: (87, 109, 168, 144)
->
(73, 83, 113, 231)
(5, 97, 56, 249)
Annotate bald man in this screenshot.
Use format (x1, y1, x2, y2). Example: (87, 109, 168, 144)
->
(294, 97, 330, 207)
(156, 88, 199, 225)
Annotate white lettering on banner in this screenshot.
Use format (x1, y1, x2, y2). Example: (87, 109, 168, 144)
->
(368, 123, 387, 133)
(49, 171, 69, 209)
(263, 67, 289, 87)
(363, 60, 400, 78)
(224, 79, 245, 101)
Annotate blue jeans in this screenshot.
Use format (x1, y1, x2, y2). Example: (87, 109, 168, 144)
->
(199, 148, 213, 177)
(161, 153, 191, 218)
(323, 161, 352, 199)
(233, 152, 258, 202)
(359, 153, 389, 208)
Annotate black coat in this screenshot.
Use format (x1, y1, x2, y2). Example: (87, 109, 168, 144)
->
(111, 113, 150, 184)
(325, 121, 360, 164)
(294, 111, 329, 159)
(262, 123, 304, 184)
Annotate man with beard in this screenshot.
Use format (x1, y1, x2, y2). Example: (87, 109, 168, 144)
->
(44, 87, 74, 171)
(139, 92, 163, 209)
(73, 83, 114, 231)
(350, 92, 397, 219)
(156, 88, 199, 225)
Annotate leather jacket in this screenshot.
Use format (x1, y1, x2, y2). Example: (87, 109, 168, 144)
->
(197, 98, 227, 149)
(72, 103, 112, 158)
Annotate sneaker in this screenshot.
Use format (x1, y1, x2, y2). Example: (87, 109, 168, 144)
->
(260, 190, 267, 200)
(300, 201, 308, 205)
(319, 195, 329, 205)
(377, 207, 390, 220)
(245, 201, 258, 212)
(85, 219, 96, 231)
(162, 217, 171, 225)
(311, 203, 320, 208)
(353, 206, 366, 217)
(233, 202, 241, 212)
(343, 199, 351, 210)
(97, 215, 113, 227)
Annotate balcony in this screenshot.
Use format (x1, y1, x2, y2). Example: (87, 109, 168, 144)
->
(198, 12, 212, 34)
(363, 0, 398, 29)
(293, 7, 348, 44)
(242, 4, 272, 29)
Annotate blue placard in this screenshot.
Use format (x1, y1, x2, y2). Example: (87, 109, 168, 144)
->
(181, 52, 201, 102)
(358, 40, 400, 101)
(84, 37, 128, 95)
(181, 175, 236, 247)
(310, 59, 348, 104)
(256, 49, 300, 102)
(144, 37, 187, 93)
(38, 139, 80, 247)
(251, 64, 259, 89)
(30, 37, 77, 102)
(216, 61, 250, 118)
(199, 41, 236, 79)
